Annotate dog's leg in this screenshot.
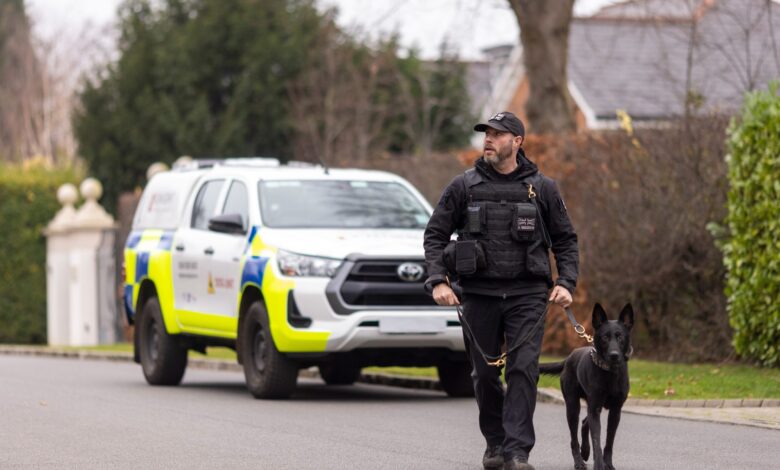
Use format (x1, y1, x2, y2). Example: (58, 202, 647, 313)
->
(587, 403, 605, 470)
(603, 407, 621, 470)
(566, 398, 586, 470)
(580, 416, 590, 461)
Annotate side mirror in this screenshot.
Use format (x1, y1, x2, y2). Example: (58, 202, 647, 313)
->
(208, 213, 246, 235)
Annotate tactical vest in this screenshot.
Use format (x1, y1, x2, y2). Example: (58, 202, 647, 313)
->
(456, 168, 551, 280)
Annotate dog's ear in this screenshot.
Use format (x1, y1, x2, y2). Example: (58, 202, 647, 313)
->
(619, 303, 634, 331)
(592, 303, 608, 330)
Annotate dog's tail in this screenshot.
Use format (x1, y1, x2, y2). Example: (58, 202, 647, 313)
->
(538, 361, 564, 375)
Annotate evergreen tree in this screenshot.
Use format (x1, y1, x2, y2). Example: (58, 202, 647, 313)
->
(74, 0, 322, 211)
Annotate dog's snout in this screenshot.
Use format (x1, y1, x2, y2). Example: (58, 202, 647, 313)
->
(608, 351, 621, 362)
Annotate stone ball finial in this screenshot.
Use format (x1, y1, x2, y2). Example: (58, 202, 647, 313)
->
(80, 178, 103, 202)
(57, 183, 78, 207)
(173, 155, 194, 169)
(147, 162, 169, 180)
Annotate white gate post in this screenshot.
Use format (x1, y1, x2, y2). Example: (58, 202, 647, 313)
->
(44, 184, 78, 346)
(67, 178, 118, 346)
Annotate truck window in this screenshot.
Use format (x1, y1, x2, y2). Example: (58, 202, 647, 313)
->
(191, 180, 225, 230)
(258, 180, 430, 229)
(221, 180, 249, 231)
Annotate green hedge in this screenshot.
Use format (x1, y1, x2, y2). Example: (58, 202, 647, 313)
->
(724, 83, 780, 366)
(0, 162, 81, 344)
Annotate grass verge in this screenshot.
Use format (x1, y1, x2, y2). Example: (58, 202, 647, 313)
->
(366, 357, 780, 400)
(41, 344, 780, 400)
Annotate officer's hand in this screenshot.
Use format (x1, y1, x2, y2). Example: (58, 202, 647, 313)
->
(432, 283, 460, 306)
(549, 285, 572, 307)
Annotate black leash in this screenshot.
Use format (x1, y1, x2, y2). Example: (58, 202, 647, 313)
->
(452, 282, 591, 367)
(455, 301, 549, 368)
(564, 306, 593, 344)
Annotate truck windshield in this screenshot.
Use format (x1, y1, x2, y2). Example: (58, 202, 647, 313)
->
(258, 180, 431, 229)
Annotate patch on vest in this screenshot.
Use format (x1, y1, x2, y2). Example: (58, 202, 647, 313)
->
(517, 217, 535, 232)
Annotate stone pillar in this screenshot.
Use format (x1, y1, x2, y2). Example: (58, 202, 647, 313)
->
(44, 184, 78, 346)
(67, 178, 119, 346)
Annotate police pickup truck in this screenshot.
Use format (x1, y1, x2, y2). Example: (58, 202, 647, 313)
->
(123, 158, 470, 399)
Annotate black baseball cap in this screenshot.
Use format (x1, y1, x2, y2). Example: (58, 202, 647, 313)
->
(474, 111, 525, 137)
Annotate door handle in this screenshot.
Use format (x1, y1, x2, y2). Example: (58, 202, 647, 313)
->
(175, 244, 185, 252)
(204, 247, 215, 255)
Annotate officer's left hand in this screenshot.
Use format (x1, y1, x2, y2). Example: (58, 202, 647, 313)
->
(549, 285, 572, 307)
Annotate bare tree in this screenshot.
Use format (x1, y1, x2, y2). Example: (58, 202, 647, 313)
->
(1, 3, 108, 165)
(287, 17, 400, 166)
(507, 0, 577, 134)
(0, 1, 44, 161)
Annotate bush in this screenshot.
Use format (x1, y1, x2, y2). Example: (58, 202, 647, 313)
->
(0, 162, 81, 343)
(724, 84, 780, 366)
(540, 118, 732, 361)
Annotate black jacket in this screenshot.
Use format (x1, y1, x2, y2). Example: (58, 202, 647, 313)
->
(423, 150, 579, 297)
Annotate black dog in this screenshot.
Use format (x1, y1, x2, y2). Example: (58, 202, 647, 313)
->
(540, 303, 634, 470)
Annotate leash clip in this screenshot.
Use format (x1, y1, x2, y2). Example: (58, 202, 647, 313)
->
(528, 184, 537, 199)
(488, 355, 507, 368)
(574, 322, 594, 344)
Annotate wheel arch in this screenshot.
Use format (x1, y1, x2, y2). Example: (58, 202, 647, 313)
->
(133, 279, 182, 362)
(133, 280, 158, 363)
(237, 284, 264, 365)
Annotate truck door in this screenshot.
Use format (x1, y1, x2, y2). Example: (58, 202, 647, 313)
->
(210, 180, 249, 319)
(171, 178, 226, 325)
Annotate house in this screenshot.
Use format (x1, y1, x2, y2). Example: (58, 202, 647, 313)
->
(472, 0, 780, 132)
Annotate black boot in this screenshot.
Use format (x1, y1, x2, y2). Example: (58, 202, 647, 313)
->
(482, 445, 504, 469)
(503, 454, 535, 470)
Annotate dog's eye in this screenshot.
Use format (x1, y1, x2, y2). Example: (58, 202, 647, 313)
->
(615, 333, 622, 340)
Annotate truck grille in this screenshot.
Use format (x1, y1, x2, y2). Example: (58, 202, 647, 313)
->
(338, 259, 435, 308)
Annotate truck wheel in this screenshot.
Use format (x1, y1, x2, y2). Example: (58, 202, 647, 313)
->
(318, 360, 361, 386)
(241, 301, 298, 399)
(138, 297, 187, 385)
(437, 359, 474, 397)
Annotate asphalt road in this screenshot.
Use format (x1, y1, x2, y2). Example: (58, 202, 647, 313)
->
(2, 355, 777, 470)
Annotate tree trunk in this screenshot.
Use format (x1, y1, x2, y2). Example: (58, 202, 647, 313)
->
(509, 0, 577, 134)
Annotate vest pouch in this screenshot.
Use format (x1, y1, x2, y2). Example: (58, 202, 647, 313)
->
(455, 240, 486, 276)
(443, 240, 457, 272)
(466, 204, 485, 234)
(511, 202, 537, 242)
(526, 240, 551, 277)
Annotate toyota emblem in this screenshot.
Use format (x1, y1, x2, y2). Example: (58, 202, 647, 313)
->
(397, 262, 424, 282)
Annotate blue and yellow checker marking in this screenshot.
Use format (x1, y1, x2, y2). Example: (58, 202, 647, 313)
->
(123, 225, 330, 351)
(123, 229, 175, 322)
(239, 226, 268, 288)
(239, 226, 330, 352)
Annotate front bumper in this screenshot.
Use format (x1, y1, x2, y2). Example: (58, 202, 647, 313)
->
(291, 276, 464, 352)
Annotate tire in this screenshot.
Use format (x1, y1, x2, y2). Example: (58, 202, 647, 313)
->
(240, 301, 298, 399)
(318, 360, 361, 386)
(437, 359, 475, 397)
(138, 297, 187, 386)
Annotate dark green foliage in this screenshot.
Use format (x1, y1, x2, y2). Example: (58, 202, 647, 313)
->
(74, 0, 473, 213)
(724, 83, 780, 367)
(0, 164, 81, 343)
(74, 0, 323, 212)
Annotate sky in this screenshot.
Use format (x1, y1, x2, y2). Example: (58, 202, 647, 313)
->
(26, 0, 618, 60)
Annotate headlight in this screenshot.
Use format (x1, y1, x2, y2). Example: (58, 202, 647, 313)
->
(276, 250, 342, 277)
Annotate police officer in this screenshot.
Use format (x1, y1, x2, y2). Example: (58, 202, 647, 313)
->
(423, 112, 579, 470)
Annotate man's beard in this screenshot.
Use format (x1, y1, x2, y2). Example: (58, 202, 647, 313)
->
(485, 144, 514, 166)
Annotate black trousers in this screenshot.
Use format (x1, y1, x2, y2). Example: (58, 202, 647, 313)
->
(461, 291, 548, 459)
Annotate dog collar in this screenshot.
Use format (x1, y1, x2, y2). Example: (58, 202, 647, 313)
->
(589, 346, 633, 371)
(589, 347, 612, 371)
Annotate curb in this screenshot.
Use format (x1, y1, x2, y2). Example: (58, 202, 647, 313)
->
(2, 346, 778, 408)
(534, 387, 780, 409)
